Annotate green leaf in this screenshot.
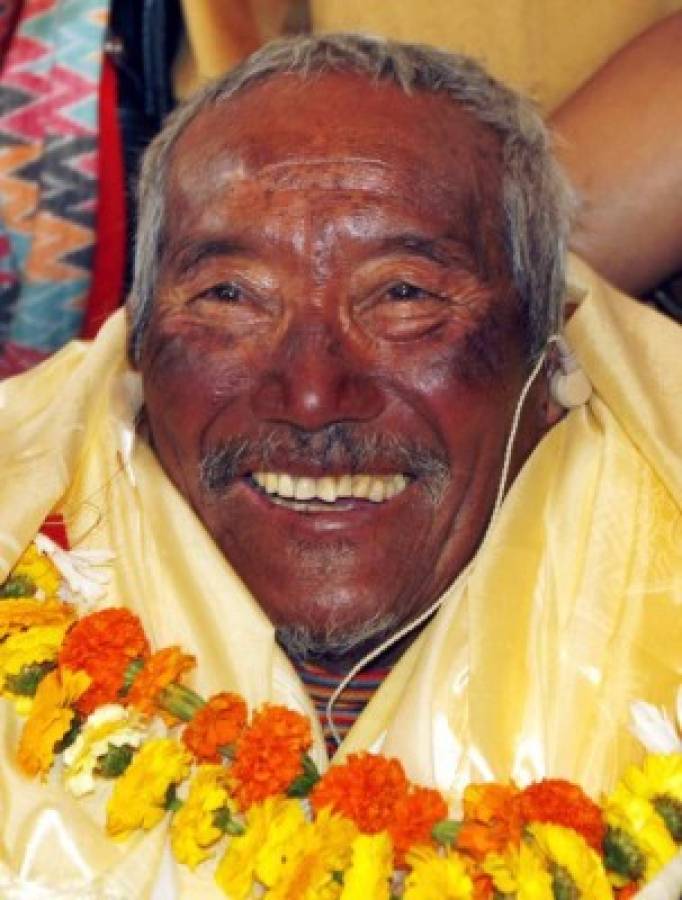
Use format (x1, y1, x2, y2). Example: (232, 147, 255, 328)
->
(96, 744, 135, 778)
(158, 683, 206, 722)
(213, 807, 245, 836)
(287, 753, 320, 798)
(164, 783, 183, 812)
(4, 661, 55, 696)
(0, 575, 36, 598)
(119, 658, 145, 695)
(54, 714, 83, 754)
(603, 826, 646, 880)
(432, 819, 461, 847)
(551, 865, 579, 900)
(653, 796, 682, 842)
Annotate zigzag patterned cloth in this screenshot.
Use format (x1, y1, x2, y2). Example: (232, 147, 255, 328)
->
(0, 0, 109, 377)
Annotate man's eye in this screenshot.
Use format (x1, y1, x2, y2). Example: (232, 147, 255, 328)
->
(200, 282, 242, 302)
(387, 282, 428, 301)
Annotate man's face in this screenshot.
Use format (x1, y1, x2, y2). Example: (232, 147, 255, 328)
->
(140, 72, 549, 658)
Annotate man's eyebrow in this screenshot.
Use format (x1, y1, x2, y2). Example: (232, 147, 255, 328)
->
(373, 234, 476, 268)
(166, 238, 251, 279)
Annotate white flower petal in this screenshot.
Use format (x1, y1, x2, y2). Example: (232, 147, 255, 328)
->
(34, 535, 114, 611)
(630, 699, 682, 754)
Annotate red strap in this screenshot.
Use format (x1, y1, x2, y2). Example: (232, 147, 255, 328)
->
(81, 54, 127, 339)
(40, 513, 70, 549)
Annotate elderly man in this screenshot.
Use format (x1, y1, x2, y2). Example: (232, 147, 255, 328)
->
(0, 34, 681, 897)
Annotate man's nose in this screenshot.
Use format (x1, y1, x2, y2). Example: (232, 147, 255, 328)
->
(250, 324, 385, 430)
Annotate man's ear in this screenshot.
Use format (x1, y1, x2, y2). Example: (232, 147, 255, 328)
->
(538, 357, 565, 429)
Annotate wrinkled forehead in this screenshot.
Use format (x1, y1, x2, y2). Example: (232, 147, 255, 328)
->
(166, 71, 504, 217)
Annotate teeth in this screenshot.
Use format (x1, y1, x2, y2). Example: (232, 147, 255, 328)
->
(351, 474, 371, 499)
(278, 473, 295, 499)
(337, 474, 352, 495)
(368, 478, 386, 503)
(250, 472, 409, 504)
(264, 472, 278, 494)
(317, 476, 337, 503)
(294, 477, 316, 501)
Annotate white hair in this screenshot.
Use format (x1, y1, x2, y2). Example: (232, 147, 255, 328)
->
(128, 33, 574, 363)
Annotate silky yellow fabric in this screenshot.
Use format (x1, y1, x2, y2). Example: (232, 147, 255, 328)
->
(0, 259, 681, 896)
(311, 0, 682, 111)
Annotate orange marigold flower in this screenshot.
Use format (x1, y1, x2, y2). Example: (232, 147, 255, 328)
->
(616, 885, 640, 900)
(59, 608, 149, 715)
(127, 646, 196, 722)
(390, 786, 448, 863)
(472, 871, 496, 899)
(182, 691, 247, 762)
(519, 778, 605, 852)
(230, 704, 312, 810)
(311, 752, 409, 834)
(457, 783, 522, 861)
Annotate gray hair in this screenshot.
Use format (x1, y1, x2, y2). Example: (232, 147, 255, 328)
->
(128, 33, 574, 363)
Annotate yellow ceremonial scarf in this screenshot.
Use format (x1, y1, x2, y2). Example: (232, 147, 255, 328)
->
(0, 259, 680, 896)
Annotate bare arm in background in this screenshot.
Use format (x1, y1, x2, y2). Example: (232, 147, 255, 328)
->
(551, 12, 682, 296)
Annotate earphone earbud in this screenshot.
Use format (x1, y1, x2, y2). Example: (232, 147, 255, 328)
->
(549, 336, 592, 408)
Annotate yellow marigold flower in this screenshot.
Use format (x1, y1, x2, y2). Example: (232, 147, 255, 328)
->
(0, 624, 69, 691)
(10, 543, 62, 598)
(170, 765, 231, 870)
(253, 798, 307, 887)
(16, 667, 91, 777)
(106, 738, 191, 840)
(622, 753, 682, 804)
(63, 703, 146, 797)
(403, 846, 474, 899)
(482, 843, 553, 899)
(216, 797, 303, 900)
(528, 822, 612, 899)
(0, 598, 74, 639)
(266, 806, 358, 900)
(605, 783, 677, 880)
(340, 831, 393, 900)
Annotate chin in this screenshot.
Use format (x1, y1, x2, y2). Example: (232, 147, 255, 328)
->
(275, 609, 400, 665)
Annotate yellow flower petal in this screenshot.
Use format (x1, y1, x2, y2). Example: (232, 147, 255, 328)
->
(0, 625, 69, 691)
(171, 765, 231, 870)
(216, 797, 298, 900)
(340, 832, 393, 900)
(483, 843, 553, 899)
(0, 598, 74, 640)
(403, 846, 474, 900)
(622, 753, 682, 804)
(605, 783, 677, 880)
(266, 806, 357, 900)
(16, 667, 91, 777)
(10, 543, 62, 598)
(528, 823, 612, 900)
(106, 738, 191, 840)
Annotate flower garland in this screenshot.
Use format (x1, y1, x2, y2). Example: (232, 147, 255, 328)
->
(1, 538, 681, 899)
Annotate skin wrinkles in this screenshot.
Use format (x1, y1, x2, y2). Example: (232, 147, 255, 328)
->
(140, 72, 555, 662)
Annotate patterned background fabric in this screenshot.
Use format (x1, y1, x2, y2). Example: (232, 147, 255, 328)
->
(0, 0, 109, 377)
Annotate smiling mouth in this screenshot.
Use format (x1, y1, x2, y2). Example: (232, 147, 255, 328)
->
(248, 471, 410, 510)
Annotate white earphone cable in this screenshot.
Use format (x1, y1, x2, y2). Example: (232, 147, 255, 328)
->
(324, 337, 559, 748)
